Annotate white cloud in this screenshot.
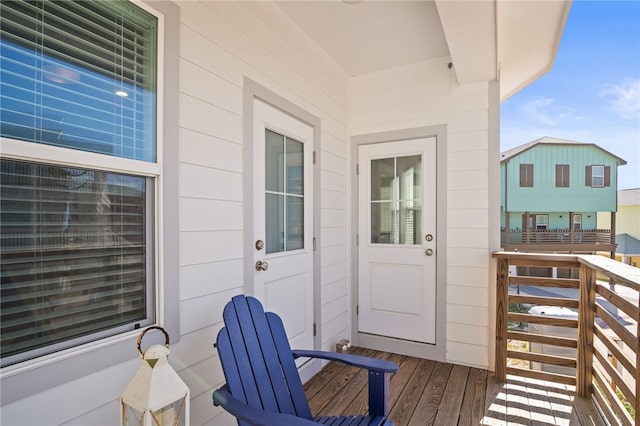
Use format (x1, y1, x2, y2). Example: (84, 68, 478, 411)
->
(519, 97, 580, 126)
(599, 79, 640, 120)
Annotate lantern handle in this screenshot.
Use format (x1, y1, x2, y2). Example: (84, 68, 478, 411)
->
(136, 326, 170, 358)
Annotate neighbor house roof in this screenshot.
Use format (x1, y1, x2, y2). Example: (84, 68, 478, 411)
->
(500, 136, 627, 164)
(616, 233, 640, 256)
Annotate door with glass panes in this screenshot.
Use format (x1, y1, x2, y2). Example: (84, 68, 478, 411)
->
(253, 99, 314, 352)
(358, 138, 436, 344)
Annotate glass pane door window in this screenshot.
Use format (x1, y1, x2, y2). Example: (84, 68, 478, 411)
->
(370, 155, 422, 244)
(265, 129, 304, 254)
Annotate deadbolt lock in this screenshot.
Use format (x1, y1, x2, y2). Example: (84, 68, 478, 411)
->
(255, 240, 264, 250)
(425, 234, 433, 242)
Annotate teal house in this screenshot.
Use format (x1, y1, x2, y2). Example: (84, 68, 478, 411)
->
(500, 137, 626, 255)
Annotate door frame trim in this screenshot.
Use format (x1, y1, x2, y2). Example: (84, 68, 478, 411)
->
(243, 78, 322, 369)
(351, 126, 447, 361)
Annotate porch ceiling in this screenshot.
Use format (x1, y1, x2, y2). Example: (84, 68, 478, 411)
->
(273, 0, 449, 77)
(273, 0, 571, 101)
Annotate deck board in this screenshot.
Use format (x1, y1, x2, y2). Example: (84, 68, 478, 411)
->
(410, 362, 452, 425)
(432, 365, 468, 425)
(459, 368, 488, 425)
(303, 347, 605, 425)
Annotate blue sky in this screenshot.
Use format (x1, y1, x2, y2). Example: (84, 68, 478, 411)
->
(500, 0, 640, 190)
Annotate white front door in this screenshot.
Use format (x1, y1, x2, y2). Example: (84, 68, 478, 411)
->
(253, 99, 314, 351)
(358, 138, 437, 344)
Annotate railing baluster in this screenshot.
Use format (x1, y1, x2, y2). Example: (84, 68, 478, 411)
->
(576, 264, 595, 397)
(495, 258, 509, 382)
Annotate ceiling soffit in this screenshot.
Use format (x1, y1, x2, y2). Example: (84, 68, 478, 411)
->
(273, 0, 570, 101)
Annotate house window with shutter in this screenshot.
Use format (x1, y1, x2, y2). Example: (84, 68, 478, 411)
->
(519, 164, 534, 187)
(585, 165, 610, 188)
(0, 0, 160, 366)
(555, 164, 570, 187)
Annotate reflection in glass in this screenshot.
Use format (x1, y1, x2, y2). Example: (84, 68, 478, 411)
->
(0, 159, 150, 360)
(266, 193, 284, 254)
(370, 202, 393, 244)
(286, 138, 304, 195)
(370, 155, 422, 245)
(0, 1, 157, 162)
(265, 130, 304, 254)
(266, 130, 284, 192)
(286, 196, 304, 250)
(371, 158, 394, 201)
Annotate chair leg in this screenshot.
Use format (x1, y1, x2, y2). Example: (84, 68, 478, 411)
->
(368, 370, 391, 417)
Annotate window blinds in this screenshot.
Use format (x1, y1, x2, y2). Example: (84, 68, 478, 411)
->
(0, 159, 151, 364)
(0, 0, 157, 162)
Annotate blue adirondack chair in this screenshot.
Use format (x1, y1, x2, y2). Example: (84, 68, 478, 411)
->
(213, 295, 398, 425)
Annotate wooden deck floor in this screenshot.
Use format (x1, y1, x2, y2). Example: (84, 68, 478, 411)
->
(303, 347, 605, 425)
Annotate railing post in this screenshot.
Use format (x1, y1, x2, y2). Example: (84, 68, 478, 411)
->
(576, 264, 595, 397)
(495, 258, 509, 382)
(610, 212, 616, 260)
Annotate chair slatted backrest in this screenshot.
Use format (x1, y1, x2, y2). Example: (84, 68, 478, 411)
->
(216, 295, 313, 423)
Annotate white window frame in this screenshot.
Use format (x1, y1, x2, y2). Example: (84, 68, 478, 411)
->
(591, 165, 605, 188)
(0, 0, 179, 401)
(574, 214, 582, 230)
(536, 214, 549, 230)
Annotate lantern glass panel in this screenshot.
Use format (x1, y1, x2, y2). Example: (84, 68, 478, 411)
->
(122, 402, 144, 426)
(151, 398, 186, 426)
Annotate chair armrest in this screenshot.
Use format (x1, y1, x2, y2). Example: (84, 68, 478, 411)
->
(213, 386, 319, 425)
(292, 349, 397, 418)
(292, 349, 398, 373)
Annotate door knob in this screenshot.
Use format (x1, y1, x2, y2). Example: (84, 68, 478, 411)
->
(255, 260, 269, 271)
(425, 249, 434, 256)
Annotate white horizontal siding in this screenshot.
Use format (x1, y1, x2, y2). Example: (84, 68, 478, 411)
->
(447, 341, 489, 368)
(447, 323, 489, 347)
(179, 129, 243, 172)
(179, 199, 243, 232)
(174, 2, 350, 424)
(180, 59, 243, 116)
(0, 358, 138, 426)
(321, 208, 349, 229)
(351, 58, 495, 369)
(180, 259, 243, 301)
(179, 94, 243, 143)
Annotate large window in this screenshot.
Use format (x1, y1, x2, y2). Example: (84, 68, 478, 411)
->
(1, 0, 159, 366)
(1, 0, 157, 161)
(555, 164, 570, 187)
(519, 164, 534, 187)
